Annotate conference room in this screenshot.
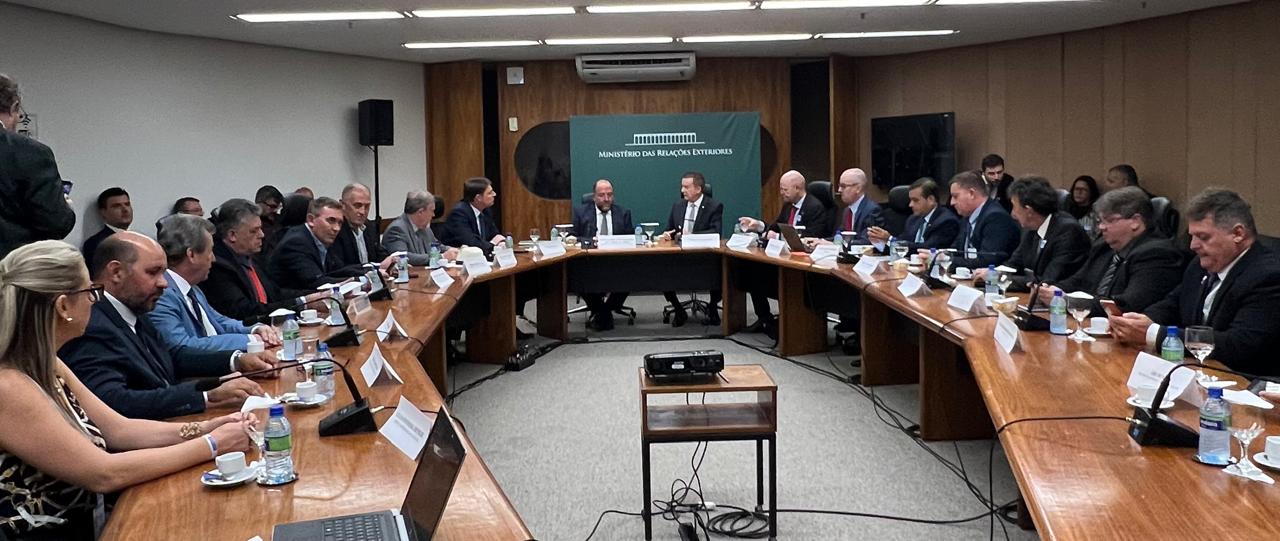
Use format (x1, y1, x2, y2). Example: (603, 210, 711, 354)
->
(3, 0, 1280, 540)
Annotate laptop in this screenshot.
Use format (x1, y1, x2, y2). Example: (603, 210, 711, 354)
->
(273, 408, 467, 541)
(776, 224, 813, 253)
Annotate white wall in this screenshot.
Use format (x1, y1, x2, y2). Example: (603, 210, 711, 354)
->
(3, 3, 427, 243)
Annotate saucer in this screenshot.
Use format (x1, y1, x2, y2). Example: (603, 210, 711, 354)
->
(280, 392, 329, 408)
(950, 273, 973, 280)
(1126, 396, 1176, 411)
(298, 318, 325, 326)
(201, 464, 260, 488)
(1254, 453, 1280, 471)
(1084, 328, 1111, 337)
(1193, 453, 1234, 466)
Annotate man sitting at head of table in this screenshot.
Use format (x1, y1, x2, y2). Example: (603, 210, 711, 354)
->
(658, 171, 724, 328)
(382, 190, 459, 266)
(440, 176, 506, 256)
(970, 176, 1090, 292)
(59, 232, 274, 420)
(867, 177, 960, 252)
(268, 196, 369, 290)
(1036, 187, 1184, 315)
(947, 170, 1021, 271)
(571, 178, 635, 331)
(1110, 188, 1280, 377)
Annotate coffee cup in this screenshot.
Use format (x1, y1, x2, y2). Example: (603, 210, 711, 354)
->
(1089, 317, 1109, 333)
(216, 451, 246, 477)
(1265, 435, 1280, 462)
(954, 267, 973, 279)
(1129, 385, 1158, 405)
(246, 336, 264, 353)
(300, 309, 319, 322)
(910, 254, 925, 265)
(296, 380, 318, 402)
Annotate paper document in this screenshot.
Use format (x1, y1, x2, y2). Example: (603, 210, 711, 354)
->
(379, 395, 435, 460)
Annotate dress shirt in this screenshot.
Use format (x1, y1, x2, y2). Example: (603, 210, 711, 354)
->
(1145, 248, 1250, 347)
(916, 207, 938, 243)
(683, 196, 703, 233)
(167, 270, 217, 337)
(104, 291, 138, 333)
(1035, 214, 1052, 252)
(352, 224, 369, 264)
(471, 204, 484, 236)
(964, 206, 982, 255)
(597, 207, 612, 236)
(790, 196, 807, 227)
(106, 224, 127, 234)
(306, 224, 328, 263)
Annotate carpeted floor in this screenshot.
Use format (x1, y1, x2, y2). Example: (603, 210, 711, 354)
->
(448, 294, 1038, 541)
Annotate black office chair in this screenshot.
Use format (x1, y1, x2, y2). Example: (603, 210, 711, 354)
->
(1150, 197, 1181, 239)
(662, 182, 717, 324)
(430, 194, 447, 239)
(881, 185, 912, 236)
(1057, 188, 1070, 208)
(807, 180, 836, 214)
(569, 191, 637, 326)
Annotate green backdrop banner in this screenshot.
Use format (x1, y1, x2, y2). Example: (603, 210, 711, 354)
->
(569, 112, 761, 236)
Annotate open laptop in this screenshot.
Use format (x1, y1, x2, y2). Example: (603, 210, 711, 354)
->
(273, 408, 466, 541)
(776, 224, 813, 253)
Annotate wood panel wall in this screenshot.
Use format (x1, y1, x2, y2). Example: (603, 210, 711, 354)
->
(424, 62, 485, 208)
(495, 58, 791, 237)
(845, 0, 1280, 232)
(829, 54, 857, 182)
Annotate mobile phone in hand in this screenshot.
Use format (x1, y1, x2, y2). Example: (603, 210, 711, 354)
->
(1100, 299, 1121, 316)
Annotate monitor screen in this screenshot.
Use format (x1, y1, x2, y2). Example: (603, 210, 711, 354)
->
(870, 112, 956, 189)
(401, 410, 466, 541)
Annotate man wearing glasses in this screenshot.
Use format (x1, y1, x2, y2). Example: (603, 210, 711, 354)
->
(0, 73, 76, 260)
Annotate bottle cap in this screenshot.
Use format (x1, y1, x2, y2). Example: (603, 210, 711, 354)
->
(1054, 290, 1063, 296)
(988, 264, 996, 271)
(318, 343, 329, 353)
(1208, 386, 1223, 398)
(269, 404, 285, 417)
(1167, 326, 1179, 336)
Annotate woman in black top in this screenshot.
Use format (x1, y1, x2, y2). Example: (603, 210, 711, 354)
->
(1064, 175, 1101, 238)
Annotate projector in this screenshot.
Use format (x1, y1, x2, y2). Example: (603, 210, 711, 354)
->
(644, 350, 725, 380)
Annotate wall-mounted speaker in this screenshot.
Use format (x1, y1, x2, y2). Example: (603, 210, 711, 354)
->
(358, 99, 394, 146)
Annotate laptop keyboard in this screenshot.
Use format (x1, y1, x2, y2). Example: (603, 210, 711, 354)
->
(322, 514, 390, 541)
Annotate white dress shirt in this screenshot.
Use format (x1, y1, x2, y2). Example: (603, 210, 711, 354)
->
(351, 224, 369, 263)
(683, 196, 704, 233)
(167, 270, 218, 337)
(471, 204, 484, 235)
(1035, 214, 1053, 252)
(104, 291, 138, 333)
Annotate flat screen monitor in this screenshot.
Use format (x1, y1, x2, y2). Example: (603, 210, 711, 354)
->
(870, 112, 956, 189)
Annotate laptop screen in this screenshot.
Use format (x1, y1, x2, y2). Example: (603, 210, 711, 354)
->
(401, 408, 467, 541)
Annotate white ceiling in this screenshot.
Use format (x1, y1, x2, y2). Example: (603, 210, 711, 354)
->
(6, 0, 1245, 63)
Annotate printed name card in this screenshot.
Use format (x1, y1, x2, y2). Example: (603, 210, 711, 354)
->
(376, 312, 407, 340)
(994, 313, 1020, 354)
(853, 256, 885, 277)
(897, 273, 930, 298)
(726, 233, 755, 251)
(359, 343, 403, 387)
(379, 395, 434, 460)
(596, 234, 635, 250)
(764, 238, 789, 258)
(429, 268, 454, 290)
(1126, 351, 1194, 401)
(809, 244, 840, 268)
(537, 240, 566, 258)
(350, 293, 372, 316)
(947, 284, 984, 313)
(493, 247, 518, 268)
(682, 233, 721, 250)
(460, 253, 491, 277)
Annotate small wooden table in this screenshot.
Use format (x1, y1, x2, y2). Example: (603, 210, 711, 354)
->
(638, 364, 778, 541)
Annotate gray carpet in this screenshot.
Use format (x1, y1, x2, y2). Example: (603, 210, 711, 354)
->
(450, 294, 1037, 541)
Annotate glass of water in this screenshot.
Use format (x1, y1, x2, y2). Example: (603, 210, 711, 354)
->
(529, 228, 541, 243)
(1067, 292, 1093, 341)
(642, 222, 659, 242)
(1226, 405, 1265, 477)
(891, 240, 909, 261)
(1185, 325, 1214, 363)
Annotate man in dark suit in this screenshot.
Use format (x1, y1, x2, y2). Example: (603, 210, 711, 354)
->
(205, 199, 330, 324)
(828, 167, 883, 244)
(1101, 164, 1155, 198)
(868, 177, 960, 252)
(440, 177, 505, 255)
(980, 154, 1015, 212)
(659, 172, 724, 327)
(1037, 187, 1184, 314)
(949, 171, 1021, 270)
(268, 197, 367, 290)
(973, 177, 1089, 291)
(572, 179, 635, 330)
(381, 190, 458, 266)
(1111, 189, 1280, 377)
(333, 182, 395, 268)
(0, 75, 76, 260)
(59, 232, 275, 419)
(82, 187, 133, 271)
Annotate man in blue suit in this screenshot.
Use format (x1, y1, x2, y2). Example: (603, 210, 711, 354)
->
(149, 214, 282, 355)
(867, 177, 961, 252)
(830, 168, 883, 243)
(948, 171, 1021, 270)
(571, 179, 634, 330)
(440, 177, 505, 255)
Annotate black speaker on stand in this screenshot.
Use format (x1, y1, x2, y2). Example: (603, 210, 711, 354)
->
(359, 99, 394, 234)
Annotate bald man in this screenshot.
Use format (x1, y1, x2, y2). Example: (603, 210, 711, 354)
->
(738, 170, 832, 240)
(333, 182, 395, 267)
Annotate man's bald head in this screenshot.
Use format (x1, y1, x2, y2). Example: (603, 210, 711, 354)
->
(94, 232, 169, 313)
(779, 170, 807, 204)
(837, 168, 869, 205)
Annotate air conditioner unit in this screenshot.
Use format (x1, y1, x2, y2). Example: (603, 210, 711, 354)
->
(575, 52, 696, 84)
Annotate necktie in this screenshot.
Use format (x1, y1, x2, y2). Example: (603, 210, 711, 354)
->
(1096, 253, 1122, 297)
(844, 208, 854, 233)
(915, 217, 928, 243)
(245, 265, 268, 304)
(186, 289, 208, 337)
(684, 203, 697, 233)
(600, 211, 610, 236)
(787, 206, 798, 226)
(1197, 273, 1220, 325)
(354, 227, 369, 264)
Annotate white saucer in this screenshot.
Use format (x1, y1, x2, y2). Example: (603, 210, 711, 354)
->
(1254, 453, 1280, 470)
(201, 464, 260, 488)
(279, 392, 329, 408)
(950, 273, 973, 280)
(1084, 328, 1111, 337)
(1126, 396, 1176, 411)
(298, 318, 325, 326)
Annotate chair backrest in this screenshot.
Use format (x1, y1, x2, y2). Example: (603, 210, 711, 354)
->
(1150, 196, 1180, 238)
(888, 185, 911, 213)
(682, 182, 714, 199)
(807, 180, 836, 210)
(432, 194, 446, 221)
(1056, 188, 1070, 207)
(581, 192, 593, 205)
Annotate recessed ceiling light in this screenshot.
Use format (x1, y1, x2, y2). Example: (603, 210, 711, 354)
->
(760, 0, 928, 9)
(681, 33, 813, 43)
(819, 30, 958, 38)
(585, 2, 755, 14)
(403, 40, 541, 49)
(934, 0, 1089, 4)
(545, 37, 675, 45)
(410, 7, 577, 18)
(235, 11, 405, 23)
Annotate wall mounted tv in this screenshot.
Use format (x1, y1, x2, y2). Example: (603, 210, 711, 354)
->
(870, 112, 956, 189)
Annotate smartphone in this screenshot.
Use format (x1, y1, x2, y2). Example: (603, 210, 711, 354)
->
(61, 180, 73, 195)
(1100, 299, 1122, 317)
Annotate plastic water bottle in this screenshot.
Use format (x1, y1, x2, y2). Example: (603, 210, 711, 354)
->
(1049, 290, 1069, 335)
(395, 254, 410, 283)
(984, 264, 999, 296)
(428, 244, 442, 268)
(1197, 386, 1232, 464)
(327, 286, 346, 326)
(262, 404, 295, 484)
(936, 250, 952, 278)
(635, 225, 644, 246)
(313, 344, 335, 401)
(1161, 326, 1185, 362)
(280, 315, 300, 361)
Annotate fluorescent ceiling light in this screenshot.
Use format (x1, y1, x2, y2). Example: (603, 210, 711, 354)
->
(681, 33, 813, 43)
(819, 30, 957, 38)
(585, 2, 755, 13)
(546, 37, 675, 45)
(235, 11, 404, 23)
(760, 0, 928, 9)
(935, 0, 1088, 4)
(403, 40, 541, 49)
(410, 7, 576, 18)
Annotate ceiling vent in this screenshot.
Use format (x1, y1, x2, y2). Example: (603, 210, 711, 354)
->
(575, 52, 696, 83)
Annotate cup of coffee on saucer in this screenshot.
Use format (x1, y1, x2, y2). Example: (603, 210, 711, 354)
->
(953, 267, 973, 279)
(216, 451, 246, 478)
(1088, 317, 1109, 334)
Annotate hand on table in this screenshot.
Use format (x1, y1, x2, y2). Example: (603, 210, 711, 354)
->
(1036, 285, 1062, 307)
(866, 226, 891, 244)
(658, 230, 675, 242)
(208, 418, 256, 454)
(489, 234, 507, 247)
(235, 351, 278, 375)
(442, 247, 460, 260)
(971, 268, 990, 282)
(206, 376, 264, 407)
(737, 217, 763, 232)
(252, 326, 281, 348)
(1109, 312, 1154, 345)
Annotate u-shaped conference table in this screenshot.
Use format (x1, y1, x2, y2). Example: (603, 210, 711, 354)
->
(102, 241, 1280, 540)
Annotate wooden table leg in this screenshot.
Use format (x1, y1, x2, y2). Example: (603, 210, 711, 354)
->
(536, 261, 568, 341)
(918, 329, 995, 441)
(417, 325, 448, 396)
(467, 277, 516, 364)
(722, 255, 747, 336)
(776, 268, 826, 356)
(860, 292, 921, 386)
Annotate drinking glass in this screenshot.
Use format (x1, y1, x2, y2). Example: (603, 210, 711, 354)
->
(1067, 293, 1093, 341)
(1185, 326, 1214, 363)
(892, 240, 909, 261)
(996, 271, 1014, 297)
(839, 231, 857, 253)
(248, 426, 266, 477)
(529, 228, 541, 243)
(556, 224, 572, 243)
(1226, 405, 1265, 477)
(642, 222, 659, 242)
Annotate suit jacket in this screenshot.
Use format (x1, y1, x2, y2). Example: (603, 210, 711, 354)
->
(147, 271, 255, 356)
(267, 224, 365, 290)
(1054, 233, 1184, 315)
(382, 214, 449, 267)
(59, 301, 233, 419)
(440, 202, 500, 255)
(205, 241, 310, 324)
(572, 202, 634, 239)
(987, 173, 1015, 212)
(0, 130, 76, 260)
(333, 219, 389, 266)
(665, 196, 724, 235)
(952, 199, 1021, 270)
(81, 225, 115, 273)
(901, 206, 961, 252)
(832, 197, 884, 244)
(1002, 212, 1090, 290)
(1144, 245, 1280, 376)
(767, 195, 831, 239)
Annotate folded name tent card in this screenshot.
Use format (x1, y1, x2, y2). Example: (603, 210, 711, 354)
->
(493, 247, 518, 268)
(379, 395, 435, 460)
(897, 272, 931, 298)
(994, 313, 1020, 354)
(537, 240, 567, 258)
(460, 254, 491, 277)
(764, 238, 789, 258)
(429, 268, 454, 289)
(947, 284, 985, 313)
(240, 394, 281, 414)
(268, 308, 295, 318)
(853, 256, 886, 277)
(809, 244, 840, 267)
(376, 312, 407, 340)
(1126, 351, 1194, 400)
(726, 233, 754, 251)
(682, 233, 721, 249)
(360, 343, 403, 387)
(596, 234, 635, 250)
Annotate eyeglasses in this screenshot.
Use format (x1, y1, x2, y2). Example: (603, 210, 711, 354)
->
(1098, 214, 1136, 226)
(69, 285, 104, 303)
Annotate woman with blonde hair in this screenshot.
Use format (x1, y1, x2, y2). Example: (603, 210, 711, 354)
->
(0, 241, 255, 540)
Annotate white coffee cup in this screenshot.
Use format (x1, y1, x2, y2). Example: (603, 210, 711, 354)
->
(910, 254, 925, 265)
(216, 451, 246, 477)
(1089, 317, 1109, 333)
(296, 380, 318, 402)
(246, 336, 264, 353)
(954, 267, 973, 279)
(1265, 435, 1280, 462)
(300, 309, 319, 322)
(1129, 385, 1158, 405)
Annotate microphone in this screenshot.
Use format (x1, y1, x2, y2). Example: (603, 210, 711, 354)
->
(1128, 362, 1275, 448)
(1012, 275, 1050, 331)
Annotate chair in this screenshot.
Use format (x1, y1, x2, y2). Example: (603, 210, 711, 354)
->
(881, 185, 911, 236)
(569, 191, 637, 326)
(430, 194, 446, 239)
(662, 182, 717, 324)
(806, 180, 836, 214)
(1056, 188, 1070, 208)
(1150, 197, 1181, 239)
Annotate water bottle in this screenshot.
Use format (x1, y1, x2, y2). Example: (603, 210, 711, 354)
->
(1048, 290, 1069, 335)
(936, 250, 952, 278)
(984, 264, 999, 296)
(313, 344, 335, 400)
(327, 287, 346, 326)
(280, 315, 300, 361)
(262, 404, 295, 484)
(428, 244, 442, 268)
(505, 234, 515, 249)
(1197, 386, 1232, 464)
(634, 225, 644, 246)
(395, 254, 410, 284)
(1161, 326, 1185, 362)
